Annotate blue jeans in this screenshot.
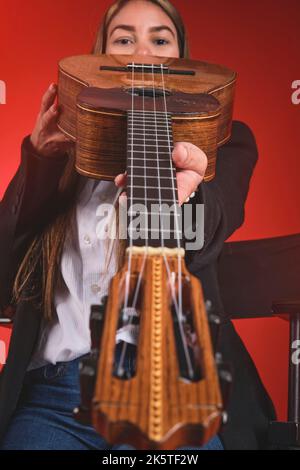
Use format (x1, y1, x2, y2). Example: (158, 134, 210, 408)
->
(0, 343, 223, 450)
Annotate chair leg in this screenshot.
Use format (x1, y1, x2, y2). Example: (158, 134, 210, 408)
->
(269, 308, 300, 449)
(288, 313, 300, 423)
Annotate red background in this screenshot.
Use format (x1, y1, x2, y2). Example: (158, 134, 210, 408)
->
(1, 0, 300, 420)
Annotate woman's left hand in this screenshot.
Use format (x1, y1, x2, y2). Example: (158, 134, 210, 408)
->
(114, 142, 208, 205)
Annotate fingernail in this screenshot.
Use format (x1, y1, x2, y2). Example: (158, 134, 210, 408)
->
(49, 83, 56, 91)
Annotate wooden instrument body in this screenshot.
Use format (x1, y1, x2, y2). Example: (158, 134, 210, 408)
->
(57, 54, 236, 181)
(93, 250, 222, 450)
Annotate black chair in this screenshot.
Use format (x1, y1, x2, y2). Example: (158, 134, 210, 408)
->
(218, 233, 300, 449)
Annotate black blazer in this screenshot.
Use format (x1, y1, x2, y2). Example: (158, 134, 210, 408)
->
(0, 121, 276, 449)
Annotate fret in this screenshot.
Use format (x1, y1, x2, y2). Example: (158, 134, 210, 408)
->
(128, 129, 172, 133)
(128, 137, 172, 142)
(127, 117, 171, 122)
(128, 202, 181, 218)
(128, 153, 172, 159)
(128, 122, 171, 127)
(130, 195, 178, 204)
(132, 175, 176, 181)
(131, 197, 177, 203)
(127, 185, 177, 195)
(128, 115, 171, 118)
(128, 210, 181, 217)
(128, 122, 171, 126)
(128, 144, 173, 149)
(128, 139, 172, 143)
(128, 111, 170, 114)
(128, 165, 173, 171)
(129, 130, 172, 135)
(128, 193, 178, 200)
(129, 184, 177, 190)
(129, 175, 176, 181)
(127, 110, 172, 116)
(128, 162, 174, 166)
(128, 119, 171, 122)
(128, 177, 176, 188)
(127, 167, 175, 176)
(129, 135, 172, 139)
(128, 138, 172, 143)
(128, 120, 170, 124)
(127, 212, 181, 222)
(127, 214, 181, 226)
(128, 171, 175, 179)
(130, 188, 178, 202)
(128, 144, 172, 148)
(128, 227, 182, 235)
(129, 171, 175, 177)
(128, 125, 172, 130)
(127, 115, 171, 119)
(127, 154, 172, 159)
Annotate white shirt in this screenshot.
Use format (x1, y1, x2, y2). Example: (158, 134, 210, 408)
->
(28, 177, 121, 370)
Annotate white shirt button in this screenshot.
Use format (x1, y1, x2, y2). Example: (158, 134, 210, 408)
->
(91, 284, 101, 294)
(83, 234, 91, 245)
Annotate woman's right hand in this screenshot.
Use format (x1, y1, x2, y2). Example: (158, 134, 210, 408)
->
(30, 83, 74, 158)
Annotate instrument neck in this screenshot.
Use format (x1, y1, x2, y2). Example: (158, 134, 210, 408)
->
(126, 109, 182, 249)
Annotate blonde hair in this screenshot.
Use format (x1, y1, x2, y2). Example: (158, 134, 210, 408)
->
(13, 149, 79, 320)
(13, 0, 188, 320)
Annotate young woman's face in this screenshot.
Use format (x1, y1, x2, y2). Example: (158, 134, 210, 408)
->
(106, 0, 180, 58)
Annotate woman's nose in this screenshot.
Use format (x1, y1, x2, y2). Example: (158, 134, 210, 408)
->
(134, 43, 152, 56)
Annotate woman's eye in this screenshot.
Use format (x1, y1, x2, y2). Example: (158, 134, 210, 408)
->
(114, 38, 133, 45)
(153, 38, 170, 46)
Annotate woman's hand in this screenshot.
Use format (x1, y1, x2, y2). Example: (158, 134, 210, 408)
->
(30, 83, 74, 158)
(115, 142, 208, 205)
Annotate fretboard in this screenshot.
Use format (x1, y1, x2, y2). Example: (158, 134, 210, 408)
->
(126, 110, 182, 249)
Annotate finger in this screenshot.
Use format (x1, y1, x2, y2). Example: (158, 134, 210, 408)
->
(47, 132, 74, 154)
(114, 172, 127, 188)
(172, 142, 207, 177)
(40, 102, 59, 129)
(39, 83, 57, 115)
(118, 191, 127, 208)
(50, 131, 74, 144)
(176, 170, 202, 206)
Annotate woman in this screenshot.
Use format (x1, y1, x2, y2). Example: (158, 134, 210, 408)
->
(0, 0, 275, 450)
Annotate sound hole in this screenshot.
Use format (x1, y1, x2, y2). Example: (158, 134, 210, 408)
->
(125, 87, 171, 98)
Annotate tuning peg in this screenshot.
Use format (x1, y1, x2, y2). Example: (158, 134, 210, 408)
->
(215, 352, 233, 425)
(206, 300, 222, 354)
(74, 351, 98, 425)
(90, 296, 108, 350)
(74, 296, 108, 425)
